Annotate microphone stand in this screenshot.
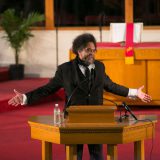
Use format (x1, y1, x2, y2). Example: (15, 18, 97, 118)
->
(120, 102, 138, 121)
(119, 109, 129, 122)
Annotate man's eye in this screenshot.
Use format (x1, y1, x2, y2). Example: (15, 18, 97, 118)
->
(86, 48, 96, 53)
(87, 48, 92, 52)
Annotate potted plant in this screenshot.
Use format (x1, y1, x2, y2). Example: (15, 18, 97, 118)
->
(0, 9, 44, 79)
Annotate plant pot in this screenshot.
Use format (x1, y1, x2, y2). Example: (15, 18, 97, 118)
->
(9, 64, 24, 80)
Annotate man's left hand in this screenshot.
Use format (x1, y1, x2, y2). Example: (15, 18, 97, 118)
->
(137, 85, 152, 103)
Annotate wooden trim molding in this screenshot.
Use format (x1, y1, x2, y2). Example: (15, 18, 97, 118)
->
(125, 0, 133, 22)
(1, 0, 160, 30)
(45, 0, 54, 29)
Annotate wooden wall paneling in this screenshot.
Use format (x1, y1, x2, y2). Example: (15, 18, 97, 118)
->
(147, 61, 160, 100)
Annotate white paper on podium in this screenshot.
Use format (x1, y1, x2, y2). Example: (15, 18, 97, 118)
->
(110, 23, 143, 43)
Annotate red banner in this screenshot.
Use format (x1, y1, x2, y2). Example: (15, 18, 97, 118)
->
(125, 23, 134, 64)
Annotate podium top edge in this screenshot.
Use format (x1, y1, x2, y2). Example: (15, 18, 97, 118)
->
(67, 105, 117, 112)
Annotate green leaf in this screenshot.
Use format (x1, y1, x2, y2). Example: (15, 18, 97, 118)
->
(0, 9, 45, 65)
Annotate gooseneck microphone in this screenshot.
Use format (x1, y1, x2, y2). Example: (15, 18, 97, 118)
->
(103, 98, 118, 107)
(103, 98, 125, 122)
(122, 102, 137, 120)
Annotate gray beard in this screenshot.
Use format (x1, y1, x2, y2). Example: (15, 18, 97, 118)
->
(82, 55, 95, 66)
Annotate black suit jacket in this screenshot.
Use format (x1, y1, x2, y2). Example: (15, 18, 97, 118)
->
(26, 58, 129, 107)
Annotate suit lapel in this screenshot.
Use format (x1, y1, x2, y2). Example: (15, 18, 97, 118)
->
(90, 61, 103, 92)
(71, 59, 88, 94)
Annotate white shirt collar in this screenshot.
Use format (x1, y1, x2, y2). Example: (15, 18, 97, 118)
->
(78, 63, 95, 75)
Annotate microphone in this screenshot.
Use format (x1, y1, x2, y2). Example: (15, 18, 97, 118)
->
(103, 98, 124, 122)
(103, 98, 118, 107)
(122, 102, 137, 120)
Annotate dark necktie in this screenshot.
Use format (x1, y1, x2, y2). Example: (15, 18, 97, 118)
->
(85, 68, 94, 92)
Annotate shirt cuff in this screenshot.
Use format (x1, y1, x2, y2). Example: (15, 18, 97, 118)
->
(21, 94, 27, 105)
(128, 88, 138, 99)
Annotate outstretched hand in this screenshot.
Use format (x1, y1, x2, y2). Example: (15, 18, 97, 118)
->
(8, 89, 23, 106)
(137, 85, 152, 103)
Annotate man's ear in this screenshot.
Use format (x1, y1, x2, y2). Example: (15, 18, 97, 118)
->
(77, 50, 81, 56)
(77, 50, 81, 54)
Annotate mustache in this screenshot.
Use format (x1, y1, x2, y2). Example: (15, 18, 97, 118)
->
(82, 54, 95, 65)
(84, 54, 94, 60)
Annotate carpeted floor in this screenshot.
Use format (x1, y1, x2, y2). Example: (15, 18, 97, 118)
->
(0, 78, 50, 102)
(0, 78, 160, 160)
(1, 105, 160, 160)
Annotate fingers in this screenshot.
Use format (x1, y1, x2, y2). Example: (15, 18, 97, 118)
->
(14, 89, 21, 96)
(8, 89, 23, 106)
(142, 98, 150, 103)
(8, 96, 22, 106)
(137, 85, 152, 103)
(138, 85, 144, 92)
(141, 85, 144, 90)
(141, 94, 152, 103)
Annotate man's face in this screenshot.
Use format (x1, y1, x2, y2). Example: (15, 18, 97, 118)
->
(78, 42, 96, 65)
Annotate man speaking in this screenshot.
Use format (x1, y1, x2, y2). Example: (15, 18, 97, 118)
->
(8, 33, 151, 160)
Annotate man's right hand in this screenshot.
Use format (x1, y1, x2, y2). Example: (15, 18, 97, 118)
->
(8, 89, 23, 106)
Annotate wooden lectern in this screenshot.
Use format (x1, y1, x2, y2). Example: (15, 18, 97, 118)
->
(28, 105, 157, 160)
(66, 105, 116, 123)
